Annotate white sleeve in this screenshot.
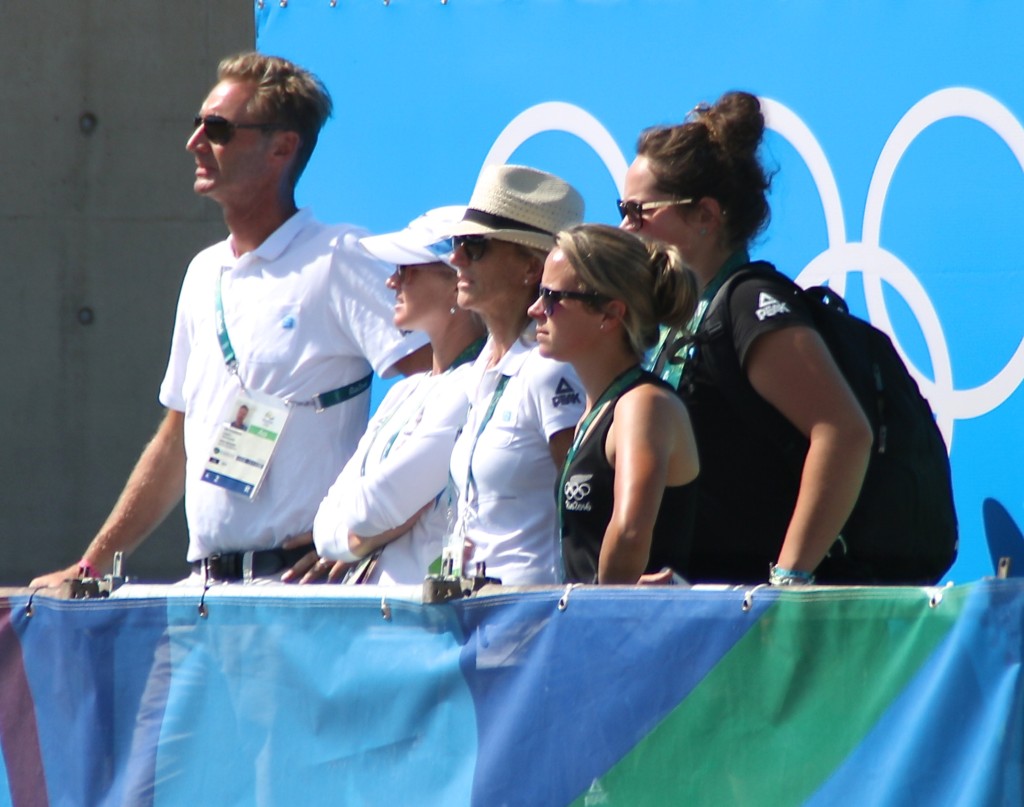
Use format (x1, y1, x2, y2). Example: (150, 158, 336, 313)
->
(528, 353, 585, 438)
(313, 372, 470, 554)
(331, 228, 428, 378)
(312, 378, 414, 558)
(312, 450, 365, 559)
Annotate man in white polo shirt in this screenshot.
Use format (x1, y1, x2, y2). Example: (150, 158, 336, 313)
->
(31, 53, 429, 586)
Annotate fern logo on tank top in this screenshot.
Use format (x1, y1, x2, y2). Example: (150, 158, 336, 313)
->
(564, 473, 593, 511)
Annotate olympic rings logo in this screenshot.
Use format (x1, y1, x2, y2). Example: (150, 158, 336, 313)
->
(482, 91, 1024, 451)
(564, 474, 593, 503)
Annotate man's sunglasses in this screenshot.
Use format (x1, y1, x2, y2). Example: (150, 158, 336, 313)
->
(617, 197, 693, 228)
(537, 286, 610, 317)
(193, 115, 287, 146)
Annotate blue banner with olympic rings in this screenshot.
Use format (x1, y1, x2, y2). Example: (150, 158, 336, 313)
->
(254, 0, 1024, 584)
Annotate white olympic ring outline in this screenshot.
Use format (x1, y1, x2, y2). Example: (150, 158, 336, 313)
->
(482, 101, 631, 190)
(483, 91, 1024, 452)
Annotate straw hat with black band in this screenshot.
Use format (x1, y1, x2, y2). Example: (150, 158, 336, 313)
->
(444, 164, 585, 252)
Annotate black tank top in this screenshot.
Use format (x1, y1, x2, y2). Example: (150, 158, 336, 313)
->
(560, 373, 697, 583)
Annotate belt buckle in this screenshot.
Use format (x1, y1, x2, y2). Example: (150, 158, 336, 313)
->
(206, 553, 243, 581)
(199, 555, 219, 585)
(207, 553, 226, 581)
(242, 551, 255, 584)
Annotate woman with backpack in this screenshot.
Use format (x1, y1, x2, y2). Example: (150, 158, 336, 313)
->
(527, 224, 700, 583)
(623, 91, 874, 586)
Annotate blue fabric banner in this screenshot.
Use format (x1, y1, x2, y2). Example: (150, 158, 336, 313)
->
(2, 581, 1022, 805)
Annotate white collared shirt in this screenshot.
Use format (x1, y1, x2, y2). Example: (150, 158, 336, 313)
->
(449, 333, 585, 584)
(313, 366, 473, 584)
(160, 208, 428, 560)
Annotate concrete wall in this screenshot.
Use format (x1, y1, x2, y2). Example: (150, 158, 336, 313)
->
(1, 3, 254, 584)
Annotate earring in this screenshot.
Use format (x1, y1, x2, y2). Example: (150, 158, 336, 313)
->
(449, 306, 457, 315)
(699, 227, 708, 237)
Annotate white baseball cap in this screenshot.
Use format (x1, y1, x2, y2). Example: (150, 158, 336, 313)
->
(359, 205, 466, 268)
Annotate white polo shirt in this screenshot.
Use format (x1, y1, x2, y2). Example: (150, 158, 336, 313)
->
(159, 208, 427, 561)
(313, 365, 473, 584)
(449, 333, 584, 585)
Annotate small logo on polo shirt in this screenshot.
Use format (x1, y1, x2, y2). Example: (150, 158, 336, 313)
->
(755, 292, 790, 321)
(552, 378, 581, 408)
(564, 473, 593, 511)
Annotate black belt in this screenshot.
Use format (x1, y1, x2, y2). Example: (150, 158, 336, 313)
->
(191, 545, 312, 581)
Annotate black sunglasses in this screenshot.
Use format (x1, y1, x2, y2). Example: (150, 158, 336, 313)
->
(395, 263, 453, 283)
(617, 197, 694, 228)
(538, 286, 610, 317)
(452, 235, 490, 262)
(193, 114, 287, 146)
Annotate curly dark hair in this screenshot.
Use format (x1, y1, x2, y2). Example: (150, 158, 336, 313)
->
(636, 91, 772, 249)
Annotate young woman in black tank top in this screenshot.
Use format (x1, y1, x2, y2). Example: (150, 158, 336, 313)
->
(527, 224, 700, 584)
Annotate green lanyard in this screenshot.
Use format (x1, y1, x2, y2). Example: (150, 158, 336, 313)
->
(214, 270, 240, 373)
(689, 248, 753, 332)
(450, 336, 487, 371)
(442, 363, 511, 578)
(465, 374, 511, 501)
(647, 248, 751, 389)
(215, 268, 372, 410)
(556, 365, 645, 535)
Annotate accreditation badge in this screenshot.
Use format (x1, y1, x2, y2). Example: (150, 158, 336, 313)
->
(201, 391, 290, 499)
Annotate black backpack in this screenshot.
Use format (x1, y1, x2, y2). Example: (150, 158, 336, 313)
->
(678, 261, 958, 584)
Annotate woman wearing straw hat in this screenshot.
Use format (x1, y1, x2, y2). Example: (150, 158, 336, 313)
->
(284, 207, 486, 585)
(443, 164, 586, 585)
(528, 224, 700, 584)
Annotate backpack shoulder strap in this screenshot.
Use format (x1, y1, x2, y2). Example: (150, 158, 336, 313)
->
(651, 261, 783, 383)
(703, 261, 793, 329)
(696, 261, 809, 471)
(651, 326, 688, 379)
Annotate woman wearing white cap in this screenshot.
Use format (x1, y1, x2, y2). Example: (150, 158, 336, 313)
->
(284, 207, 486, 585)
(443, 164, 586, 585)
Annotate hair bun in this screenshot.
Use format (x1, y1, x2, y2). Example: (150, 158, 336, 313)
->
(635, 90, 772, 248)
(702, 91, 764, 159)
